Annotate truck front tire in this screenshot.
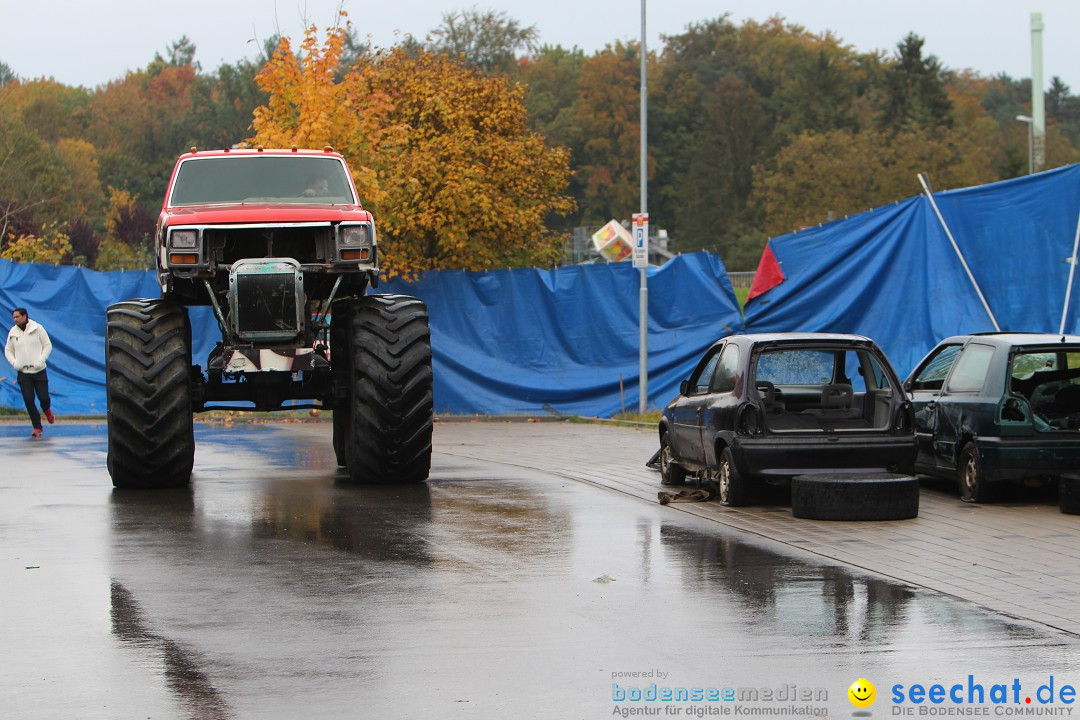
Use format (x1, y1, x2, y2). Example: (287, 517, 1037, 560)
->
(105, 299, 195, 489)
(344, 294, 433, 483)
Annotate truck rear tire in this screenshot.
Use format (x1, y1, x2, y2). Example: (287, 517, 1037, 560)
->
(105, 299, 195, 489)
(345, 294, 433, 483)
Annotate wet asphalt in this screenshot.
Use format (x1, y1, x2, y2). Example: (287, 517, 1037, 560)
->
(2, 421, 1080, 719)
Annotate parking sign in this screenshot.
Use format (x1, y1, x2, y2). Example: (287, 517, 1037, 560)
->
(632, 213, 649, 268)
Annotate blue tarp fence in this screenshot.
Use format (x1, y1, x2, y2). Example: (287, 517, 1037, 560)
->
(0, 251, 742, 417)
(745, 163, 1080, 377)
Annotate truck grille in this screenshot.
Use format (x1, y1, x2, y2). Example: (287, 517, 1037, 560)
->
(205, 226, 332, 265)
(229, 259, 305, 343)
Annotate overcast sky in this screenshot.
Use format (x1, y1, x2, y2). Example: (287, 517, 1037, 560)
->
(2, 0, 1078, 91)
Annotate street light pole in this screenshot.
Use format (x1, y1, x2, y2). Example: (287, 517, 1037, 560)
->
(1016, 114, 1034, 175)
(638, 0, 648, 414)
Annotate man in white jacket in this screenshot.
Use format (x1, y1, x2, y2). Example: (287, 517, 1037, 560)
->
(5, 307, 54, 437)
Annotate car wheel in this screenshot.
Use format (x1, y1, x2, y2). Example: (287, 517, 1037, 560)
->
(659, 432, 686, 486)
(958, 443, 991, 503)
(791, 473, 920, 520)
(1060, 474, 1080, 515)
(717, 447, 749, 507)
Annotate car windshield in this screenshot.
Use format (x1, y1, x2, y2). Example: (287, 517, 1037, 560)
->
(756, 349, 836, 385)
(169, 156, 356, 206)
(1009, 348, 1080, 432)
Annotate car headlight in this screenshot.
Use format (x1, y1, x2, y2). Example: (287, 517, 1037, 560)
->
(170, 229, 198, 249)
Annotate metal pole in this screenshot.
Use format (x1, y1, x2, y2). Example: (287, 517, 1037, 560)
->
(1016, 115, 1034, 175)
(1059, 209, 1080, 334)
(1031, 12, 1045, 172)
(1028, 121, 1034, 176)
(638, 0, 648, 414)
(918, 173, 1001, 331)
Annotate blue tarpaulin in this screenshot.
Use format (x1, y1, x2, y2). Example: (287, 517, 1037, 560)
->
(745, 163, 1080, 377)
(0, 251, 742, 416)
(0, 261, 220, 415)
(382, 251, 743, 416)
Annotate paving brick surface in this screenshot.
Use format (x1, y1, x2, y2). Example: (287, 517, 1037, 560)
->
(434, 420, 1080, 636)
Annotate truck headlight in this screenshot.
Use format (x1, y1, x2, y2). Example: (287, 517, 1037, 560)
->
(170, 229, 198, 249)
(336, 224, 375, 262)
(339, 225, 370, 247)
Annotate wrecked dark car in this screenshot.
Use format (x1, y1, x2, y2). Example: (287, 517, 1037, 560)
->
(658, 333, 916, 506)
(905, 332, 1080, 502)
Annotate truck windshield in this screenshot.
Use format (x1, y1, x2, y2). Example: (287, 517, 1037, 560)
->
(169, 156, 357, 206)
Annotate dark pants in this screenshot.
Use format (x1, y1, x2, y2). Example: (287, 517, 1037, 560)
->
(18, 369, 50, 430)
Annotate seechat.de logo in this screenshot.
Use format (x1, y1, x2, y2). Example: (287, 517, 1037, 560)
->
(848, 678, 876, 709)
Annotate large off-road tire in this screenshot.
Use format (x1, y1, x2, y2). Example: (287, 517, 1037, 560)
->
(658, 431, 686, 486)
(958, 443, 992, 503)
(717, 447, 750, 507)
(791, 473, 919, 520)
(105, 299, 194, 489)
(329, 300, 353, 468)
(344, 294, 433, 483)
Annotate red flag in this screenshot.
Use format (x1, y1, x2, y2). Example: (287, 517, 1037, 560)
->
(747, 244, 785, 301)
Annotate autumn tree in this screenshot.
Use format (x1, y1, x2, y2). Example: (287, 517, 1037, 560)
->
(570, 41, 648, 226)
(252, 17, 573, 278)
(512, 45, 586, 229)
(752, 124, 999, 237)
(95, 188, 154, 271)
(649, 16, 869, 266)
(1, 224, 72, 265)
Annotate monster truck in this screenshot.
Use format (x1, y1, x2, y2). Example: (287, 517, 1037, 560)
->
(105, 147, 432, 488)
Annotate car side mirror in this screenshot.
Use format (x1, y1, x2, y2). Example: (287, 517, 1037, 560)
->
(680, 380, 690, 396)
(902, 379, 912, 393)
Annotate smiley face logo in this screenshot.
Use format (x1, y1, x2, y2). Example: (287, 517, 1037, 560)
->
(848, 678, 876, 708)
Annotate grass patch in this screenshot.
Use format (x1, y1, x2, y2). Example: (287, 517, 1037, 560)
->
(734, 286, 750, 311)
(611, 410, 662, 424)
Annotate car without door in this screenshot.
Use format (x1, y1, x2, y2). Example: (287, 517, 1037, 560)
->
(904, 332, 1080, 502)
(658, 333, 916, 507)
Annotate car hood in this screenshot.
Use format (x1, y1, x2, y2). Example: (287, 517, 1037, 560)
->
(162, 203, 372, 226)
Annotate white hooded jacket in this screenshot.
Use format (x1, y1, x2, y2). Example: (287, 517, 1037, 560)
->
(5, 319, 52, 374)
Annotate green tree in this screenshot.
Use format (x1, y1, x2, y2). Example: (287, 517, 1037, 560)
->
(0, 61, 14, 88)
(0, 106, 68, 241)
(881, 33, 953, 130)
(1048, 76, 1080, 146)
(428, 8, 538, 74)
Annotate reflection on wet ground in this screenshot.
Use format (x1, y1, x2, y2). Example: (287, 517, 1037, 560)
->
(110, 580, 231, 719)
(2, 422, 1079, 719)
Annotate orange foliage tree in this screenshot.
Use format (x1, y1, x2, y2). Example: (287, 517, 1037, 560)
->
(251, 16, 574, 279)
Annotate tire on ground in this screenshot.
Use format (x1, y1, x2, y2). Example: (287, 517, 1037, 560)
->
(659, 431, 686, 486)
(105, 298, 194, 489)
(791, 473, 919, 521)
(344, 294, 433, 483)
(717, 446, 749, 506)
(1060, 474, 1080, 515)
(958, 443, 992, 503)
